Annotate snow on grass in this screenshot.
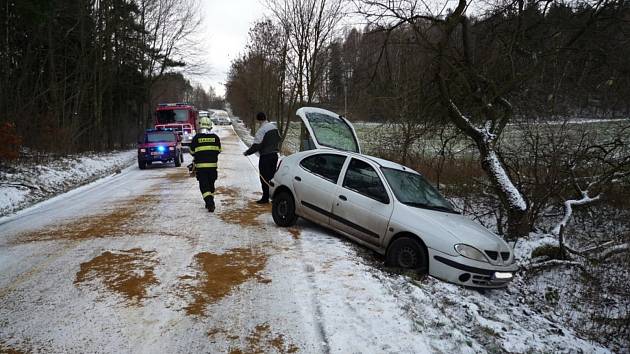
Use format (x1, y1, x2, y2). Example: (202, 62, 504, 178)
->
(0, 150, 135, 216)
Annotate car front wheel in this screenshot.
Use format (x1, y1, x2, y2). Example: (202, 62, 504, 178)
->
(174, 152, 182, 167)
(386, 236, 428, 273)
(272, 191, 297, 227)
(138, 160, 146, 170)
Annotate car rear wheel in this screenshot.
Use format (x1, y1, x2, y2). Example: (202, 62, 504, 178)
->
(272, 191, 297, 227)
(386, 236, 428, 273)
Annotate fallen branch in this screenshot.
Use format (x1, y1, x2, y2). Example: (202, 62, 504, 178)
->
(597, 243, 630, 261)
(523, 259, 586, 272)
(551, 191, 600, 236)
(0, 182, 39, 190)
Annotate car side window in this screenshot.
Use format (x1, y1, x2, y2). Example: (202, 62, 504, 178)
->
(299, 154, 347, 183)
(342, 159, 389, 204)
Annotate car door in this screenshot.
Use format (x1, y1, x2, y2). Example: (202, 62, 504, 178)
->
(331, 158, 394, 246)
(296, 107, 361, 153)
(292, 153, 348, 225)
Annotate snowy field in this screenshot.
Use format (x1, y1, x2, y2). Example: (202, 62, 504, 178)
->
(0, 125, 622, 353)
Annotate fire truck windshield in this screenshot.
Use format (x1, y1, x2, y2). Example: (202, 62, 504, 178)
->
(146, 132, 176, 143)
(156, 109, 189, 123)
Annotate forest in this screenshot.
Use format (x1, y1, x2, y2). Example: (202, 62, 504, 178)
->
(0, 0, 222, 155)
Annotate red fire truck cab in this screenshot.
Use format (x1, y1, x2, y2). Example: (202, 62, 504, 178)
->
(154, 102, 198, 147)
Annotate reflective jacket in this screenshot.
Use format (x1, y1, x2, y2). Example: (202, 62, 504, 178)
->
(190, 132, 221, 169)
(244, 121, 280, 156)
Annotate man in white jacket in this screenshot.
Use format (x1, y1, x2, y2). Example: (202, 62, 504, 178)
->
(243, 112, 281, 204)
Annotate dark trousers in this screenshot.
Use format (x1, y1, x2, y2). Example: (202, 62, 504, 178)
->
(259, 153, 278, 200)
(196, 169, 217, 206)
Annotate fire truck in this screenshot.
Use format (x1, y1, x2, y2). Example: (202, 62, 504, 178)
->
(154, 102, 198, 147)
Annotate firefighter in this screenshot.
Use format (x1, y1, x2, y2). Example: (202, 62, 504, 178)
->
(190, 116, 221, 212)
(243, 112, 280, 204)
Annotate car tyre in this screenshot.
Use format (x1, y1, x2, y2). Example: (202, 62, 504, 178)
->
(138, 160, 146, 170)
(386, 236, 428, 273)
(175, 152, 182, 167)
(272, 191, 297, 227)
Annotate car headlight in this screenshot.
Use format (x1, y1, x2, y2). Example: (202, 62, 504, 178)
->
(140, 148, 146, 153)
(454, 244, 489, 263)
(169, 146, 174, 150)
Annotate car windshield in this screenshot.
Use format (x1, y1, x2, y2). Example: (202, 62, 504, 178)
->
(305, 112, 359, 152)
(146, 132, 176, 143)
(156, 109, 189, 123)
(381, 167, 456, 213)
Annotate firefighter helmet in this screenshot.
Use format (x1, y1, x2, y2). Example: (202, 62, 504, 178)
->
(199, 116, 213, 129)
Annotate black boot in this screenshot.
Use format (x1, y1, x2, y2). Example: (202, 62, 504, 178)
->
(205, 198, 215, 212)
(256, 198, 269, 204)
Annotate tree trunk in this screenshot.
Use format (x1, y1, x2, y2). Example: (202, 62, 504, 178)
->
(478, 148, 529, 240)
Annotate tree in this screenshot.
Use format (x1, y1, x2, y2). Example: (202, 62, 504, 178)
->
(0, 0, 201, 152)
(355, 0, 629, 239)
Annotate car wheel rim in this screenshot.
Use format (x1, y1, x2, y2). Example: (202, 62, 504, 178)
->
(398, 246, 418, 268)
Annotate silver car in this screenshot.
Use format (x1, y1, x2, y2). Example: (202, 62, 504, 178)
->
(269, 107, 518, 288)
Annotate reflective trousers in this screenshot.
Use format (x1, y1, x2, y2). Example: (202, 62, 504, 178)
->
(196, 169, 217, 207)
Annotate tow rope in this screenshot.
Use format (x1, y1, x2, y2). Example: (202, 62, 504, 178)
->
(243, 154, 273, 189)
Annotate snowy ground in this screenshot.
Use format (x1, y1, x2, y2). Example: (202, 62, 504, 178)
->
(0, 126, 614, 353)
(0, 150, 136, 217)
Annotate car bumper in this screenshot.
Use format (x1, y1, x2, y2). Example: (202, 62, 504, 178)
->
(138, 151, 177, 162)
(428, 248, 519, 288)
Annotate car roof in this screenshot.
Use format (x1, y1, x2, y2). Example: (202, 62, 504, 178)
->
(296, 149, 418, 175)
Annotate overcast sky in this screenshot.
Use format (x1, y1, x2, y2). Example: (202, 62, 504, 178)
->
(192, 0, 268, 97)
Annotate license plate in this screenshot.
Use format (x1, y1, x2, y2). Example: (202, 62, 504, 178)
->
(151, 152, 162, 156)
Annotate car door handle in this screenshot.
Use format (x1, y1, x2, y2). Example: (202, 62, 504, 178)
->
(294, 176, 301, 181)
(338, 195, 347, 201)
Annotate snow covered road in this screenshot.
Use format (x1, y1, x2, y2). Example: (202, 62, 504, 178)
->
(0, 127, 611, 353)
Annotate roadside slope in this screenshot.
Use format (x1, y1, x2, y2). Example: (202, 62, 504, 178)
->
(0, 150, 135, 217)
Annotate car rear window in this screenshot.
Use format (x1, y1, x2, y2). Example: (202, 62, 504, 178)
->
(304, 112, 359, 152)
(299, 154, 346, 183)
(146, 132, 176, 142)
